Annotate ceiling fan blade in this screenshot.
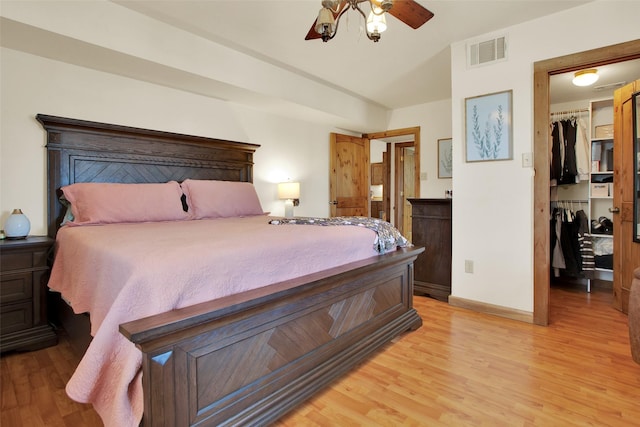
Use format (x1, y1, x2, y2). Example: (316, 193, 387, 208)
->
(304, 22, 323, 40)
(304, 0, 349, 40)
(387, 0, 434, 29)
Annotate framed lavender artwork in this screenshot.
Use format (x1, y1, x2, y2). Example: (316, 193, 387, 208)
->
(438, 138, 452, 178)
(465, 90, 512, 162)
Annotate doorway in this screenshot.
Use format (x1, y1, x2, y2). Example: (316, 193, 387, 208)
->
(365, 127, 421, 234)
(532, 40, 640, 325)
(362, 126, 420, 231)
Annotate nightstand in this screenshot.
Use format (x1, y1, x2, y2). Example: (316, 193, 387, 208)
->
(0, 236, 58, 353)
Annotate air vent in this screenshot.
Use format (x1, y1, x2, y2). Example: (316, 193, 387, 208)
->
(468, 36, 507, 67)
(594, 81, 627, 92)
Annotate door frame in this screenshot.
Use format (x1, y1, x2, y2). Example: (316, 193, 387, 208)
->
(533, 40, 640, 325)
(365, 126, 421, 226)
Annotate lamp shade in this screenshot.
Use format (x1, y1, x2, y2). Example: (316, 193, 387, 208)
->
(4, 208, 30, 239)
(572, 69, 599, 87)
(278, 182, 300, 200)
(315, 8, 335, 34)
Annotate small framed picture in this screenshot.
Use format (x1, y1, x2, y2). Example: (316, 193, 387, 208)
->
(465, 90, 513, 162)
(438, 138, 452, 178)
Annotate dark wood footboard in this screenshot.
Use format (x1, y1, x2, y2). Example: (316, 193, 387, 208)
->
(120, 246, 423, 426)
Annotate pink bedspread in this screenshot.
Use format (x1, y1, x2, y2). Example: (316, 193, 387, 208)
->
(48, 216, 382, 427)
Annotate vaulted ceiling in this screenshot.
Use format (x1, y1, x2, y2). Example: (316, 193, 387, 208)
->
(114, 1, 593, 109)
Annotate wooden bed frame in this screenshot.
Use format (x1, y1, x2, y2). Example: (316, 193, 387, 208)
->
(38, 114, 424, 426)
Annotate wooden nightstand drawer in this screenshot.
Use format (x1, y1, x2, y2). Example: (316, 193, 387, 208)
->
(0, 271, 33, 304)
(0, 301, 33, 334)
(2, 251, 33, 270)
(1, 248, 48, 270)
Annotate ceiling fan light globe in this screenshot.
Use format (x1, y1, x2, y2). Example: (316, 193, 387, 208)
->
(315, 8, 336, 35)
(366, 10, 387, 33)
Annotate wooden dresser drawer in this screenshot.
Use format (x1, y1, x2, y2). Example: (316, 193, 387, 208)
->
(411, 201, 451, 219)
(0, 271, 33, 304)
(0, 301, 33, 334)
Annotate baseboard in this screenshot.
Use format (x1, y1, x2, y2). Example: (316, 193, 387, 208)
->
(448, 295, 534, 324)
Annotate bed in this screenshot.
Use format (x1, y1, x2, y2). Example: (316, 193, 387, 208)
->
(38, 114, 424, 426)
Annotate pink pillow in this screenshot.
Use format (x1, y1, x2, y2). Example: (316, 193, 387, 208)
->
(61, 181, 188, 225)
(181, 179, 264, 219)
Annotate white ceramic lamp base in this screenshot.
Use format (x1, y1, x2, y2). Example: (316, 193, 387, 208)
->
(4, 209, 30, 239)
(284, 199, 294, 218)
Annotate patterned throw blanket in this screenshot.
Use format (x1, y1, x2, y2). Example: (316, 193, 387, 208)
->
(269, 216, 411, 254)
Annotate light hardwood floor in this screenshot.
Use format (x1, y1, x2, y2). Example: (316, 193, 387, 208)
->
(2, 285, 639, 426)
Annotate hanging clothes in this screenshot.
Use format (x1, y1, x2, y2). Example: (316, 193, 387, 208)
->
(559, 119, 578, 185)
(551, 207, 566, 277)
(550, 204, 593, 279)
(550, 115, 585, 185)
(550, 122, 562, 184)
(576, 209, 595, 279)
(575, 118, 590, 181)
(559, 207, 581, 276)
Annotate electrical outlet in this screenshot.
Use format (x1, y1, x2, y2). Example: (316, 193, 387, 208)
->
(464, 260, 474, 274)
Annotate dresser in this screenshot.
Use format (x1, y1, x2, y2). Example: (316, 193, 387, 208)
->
(0, 236, 58, 352)
(408, 199, 452, 302)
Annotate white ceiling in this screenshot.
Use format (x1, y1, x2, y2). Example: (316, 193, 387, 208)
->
(550, 59, 640, 105)
(114, 0, 596, 109)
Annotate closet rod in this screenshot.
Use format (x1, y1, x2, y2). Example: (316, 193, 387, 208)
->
(551, 199, 588, 203)
(550, 108, 589, 116)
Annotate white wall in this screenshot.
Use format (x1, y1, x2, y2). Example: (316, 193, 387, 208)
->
(388, 98, 453, 199)
(0, 48, 337, 233)
(449, 1, 640, 312)
(3, 0, 639, 317)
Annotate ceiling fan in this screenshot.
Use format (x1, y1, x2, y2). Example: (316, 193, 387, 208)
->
(305, 0, 434, 43)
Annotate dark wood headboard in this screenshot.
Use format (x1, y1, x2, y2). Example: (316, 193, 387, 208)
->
(37, 114, 260, 238)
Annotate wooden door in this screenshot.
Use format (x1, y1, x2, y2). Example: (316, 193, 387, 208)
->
(613, 79, 640, 313)
(329, 133, 370, 217)
(403, 147, 416, 240)
(394, 143, 415, 237)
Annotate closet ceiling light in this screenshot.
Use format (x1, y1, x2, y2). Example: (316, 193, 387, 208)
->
(572, 69, 599, 87)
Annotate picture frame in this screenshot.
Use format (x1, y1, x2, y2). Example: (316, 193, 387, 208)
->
(465, 90, 512, 162)
(438, 138, 452, 178)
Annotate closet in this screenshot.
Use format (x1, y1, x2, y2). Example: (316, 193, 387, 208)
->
(550, 98, 614, 291)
